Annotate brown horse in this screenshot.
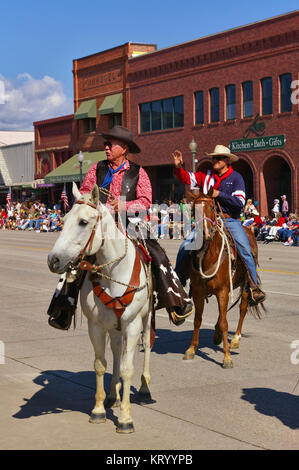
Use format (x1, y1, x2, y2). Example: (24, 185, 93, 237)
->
(183, 189, 265, 368)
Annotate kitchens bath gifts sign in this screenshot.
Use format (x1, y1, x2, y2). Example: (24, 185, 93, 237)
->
(230, 134, 286, 152)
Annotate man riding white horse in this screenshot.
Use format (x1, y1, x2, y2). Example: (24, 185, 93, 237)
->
(48, 126, 193, 329)
(173, 145, 266, 306)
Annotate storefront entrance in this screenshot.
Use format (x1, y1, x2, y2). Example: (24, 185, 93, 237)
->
(262, 156, 292, 215)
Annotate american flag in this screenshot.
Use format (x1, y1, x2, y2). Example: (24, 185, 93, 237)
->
(6, 188, 11, 212)
(61, 184, 69, 212)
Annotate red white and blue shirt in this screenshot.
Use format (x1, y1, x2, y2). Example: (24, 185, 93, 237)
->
(175, 166, 246, 218)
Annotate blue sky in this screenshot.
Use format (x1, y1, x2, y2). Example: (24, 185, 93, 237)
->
(0, 0, 298, 129)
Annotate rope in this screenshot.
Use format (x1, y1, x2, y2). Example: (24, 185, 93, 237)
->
(198, 216, 234, 303)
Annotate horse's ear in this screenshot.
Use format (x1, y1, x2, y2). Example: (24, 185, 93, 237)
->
(90, 184, 99, 206)
(72, 182, 82, 201)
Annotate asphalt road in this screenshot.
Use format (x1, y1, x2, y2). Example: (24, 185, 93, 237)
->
(0, 231, 298, 450)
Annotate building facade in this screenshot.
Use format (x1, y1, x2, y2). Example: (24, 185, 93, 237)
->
(129, 11, 299, 215)
(34, 11, 299, 215)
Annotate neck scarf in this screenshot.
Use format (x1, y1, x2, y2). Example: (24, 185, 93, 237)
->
(102, 161, 126, 188)
(213, 166, 233, 190)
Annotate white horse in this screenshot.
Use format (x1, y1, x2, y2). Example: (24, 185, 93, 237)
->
(47, 183, 152, 433)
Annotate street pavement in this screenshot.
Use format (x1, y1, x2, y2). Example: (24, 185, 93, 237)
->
(0, 230, 298, 450)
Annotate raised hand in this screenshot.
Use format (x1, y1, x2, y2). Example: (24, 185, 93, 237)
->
(172, 150, 183, 168)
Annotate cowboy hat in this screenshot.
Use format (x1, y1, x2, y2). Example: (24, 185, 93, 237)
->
(98, 125, 140, 154)
(206, 144, 239, 162)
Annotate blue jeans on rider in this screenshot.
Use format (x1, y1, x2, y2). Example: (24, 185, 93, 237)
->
(175, 217, 258, 286)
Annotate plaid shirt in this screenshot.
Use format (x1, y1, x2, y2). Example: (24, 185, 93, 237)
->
(80, 160, 152, 212)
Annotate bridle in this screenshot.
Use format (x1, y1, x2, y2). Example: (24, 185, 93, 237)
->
(194, 197, 218, 242)
(74, 200, 103, 262)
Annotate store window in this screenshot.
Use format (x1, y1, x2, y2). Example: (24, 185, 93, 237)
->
(195, 91, 204, 124)
(139, 96, 184, 133)
(84, 118, 96, 133)
(109, 113, 122, 128)
(242, 81, 253, 118)
(210, 88, 219, 122)
(226, 84, 236, 120)
(280, 73, 292, 113)
(261, 77, 272, 115)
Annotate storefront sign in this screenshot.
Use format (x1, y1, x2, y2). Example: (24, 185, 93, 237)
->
(229, 134, 286, 152)
(83, 68, 122, 90)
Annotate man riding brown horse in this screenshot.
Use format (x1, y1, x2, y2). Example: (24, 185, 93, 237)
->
(173, 144, 266, 306)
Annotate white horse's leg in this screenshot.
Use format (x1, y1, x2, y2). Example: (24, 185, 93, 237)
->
(88, 320, 107, 424)
(106, 328, 122, 409)
(137, 312, 152, 403)
(117, 316, 142, 434)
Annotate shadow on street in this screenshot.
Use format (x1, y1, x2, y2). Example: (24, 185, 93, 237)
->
(241, 387, 299, 429)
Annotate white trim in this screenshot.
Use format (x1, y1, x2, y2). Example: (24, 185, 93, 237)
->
(188, 172, 199, 189)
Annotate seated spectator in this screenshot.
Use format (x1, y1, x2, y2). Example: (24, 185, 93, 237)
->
(265, 212, 286, 242)
(244, 199, 255, 218)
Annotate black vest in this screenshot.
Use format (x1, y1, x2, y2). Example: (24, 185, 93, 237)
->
(96, 160, 140, 205)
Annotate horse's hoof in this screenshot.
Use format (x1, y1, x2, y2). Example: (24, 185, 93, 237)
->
(183, 352, 195, 360)
(116, 422, 135, 434)
(137, 391, 152, 403)
(89, 412, 106, 424)
(230, 339, 240, 349)
(230, 335, 241, 350)
(222, 360, 233, 369)
(213, 332, 223, 345)
(106, 397, 121, 408)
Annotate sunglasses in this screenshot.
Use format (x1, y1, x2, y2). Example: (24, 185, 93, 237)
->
(212, 156, 227, 162)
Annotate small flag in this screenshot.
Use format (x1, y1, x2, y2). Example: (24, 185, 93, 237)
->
(6, 188, 11, 212)
(61, 184, 69, 212)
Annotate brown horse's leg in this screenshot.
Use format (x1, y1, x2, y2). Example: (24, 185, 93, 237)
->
(183, 283, 204, 360)
(215, 289, 233, 368)
(231, 290, 249, 349)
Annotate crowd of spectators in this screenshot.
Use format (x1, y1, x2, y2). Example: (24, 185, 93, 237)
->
(241, 195, 298, 247)
(1, 194, 298, 247)
(0, 200, 64, 232)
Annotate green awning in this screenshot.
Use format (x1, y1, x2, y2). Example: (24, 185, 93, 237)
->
(74, 99, 97, 120)
(98, 93, 123, 115)
(44, 151, 106, 183)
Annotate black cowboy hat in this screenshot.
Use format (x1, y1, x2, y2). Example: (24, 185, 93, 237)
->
(98, 125, 141, 154)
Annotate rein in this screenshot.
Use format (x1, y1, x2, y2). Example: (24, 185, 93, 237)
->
(73, 195, 150, 327)
(193, 197, 235, 303)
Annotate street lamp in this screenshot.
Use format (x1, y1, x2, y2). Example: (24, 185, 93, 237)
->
(189, 137, 198, 173)
(77, 150, 84, 187)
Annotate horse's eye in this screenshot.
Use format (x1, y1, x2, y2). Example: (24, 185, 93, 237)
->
(79, 219, 88, 226)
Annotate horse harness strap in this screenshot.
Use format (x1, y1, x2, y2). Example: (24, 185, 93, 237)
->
(75, 200, 103, 256)
(92, 249, 142, 321)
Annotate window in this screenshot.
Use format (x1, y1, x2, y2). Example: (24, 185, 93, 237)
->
(210, 88, 219, 122)
(109, 113, 122, 128)
(226, 84, 236, 120)
(242, 81, 253, 117)
(84, 118, 96, 133)
(195, 91, 204, 124)
(261, 77, 272, 115)
(280, 73, 292, 112)
(139, 96, 184, 133)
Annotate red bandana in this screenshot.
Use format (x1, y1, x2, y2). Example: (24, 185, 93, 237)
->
(213, 166, 234, 190)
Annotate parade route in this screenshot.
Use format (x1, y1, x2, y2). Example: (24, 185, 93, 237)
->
(0, 231, 298, 450)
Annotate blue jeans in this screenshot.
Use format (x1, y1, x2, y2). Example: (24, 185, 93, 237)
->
(175, 217, 258, 286)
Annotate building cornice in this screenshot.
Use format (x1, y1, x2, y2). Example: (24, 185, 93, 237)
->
(128, 30, 299, 86)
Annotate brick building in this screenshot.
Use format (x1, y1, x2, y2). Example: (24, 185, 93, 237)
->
(129, 11, 299, 215)
(34, 11, 299, 214)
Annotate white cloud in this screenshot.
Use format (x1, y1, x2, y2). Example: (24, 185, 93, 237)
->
(0, 73, 73, 130)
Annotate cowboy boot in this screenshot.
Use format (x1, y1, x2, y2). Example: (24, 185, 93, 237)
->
(247, 273, 266, 306)
(48, 279, 80, 330)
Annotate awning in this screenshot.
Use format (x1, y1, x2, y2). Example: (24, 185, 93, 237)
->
(44, 151, 106, 184)
(98, 93, 123, 115)
(74, 99, 97, 120)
